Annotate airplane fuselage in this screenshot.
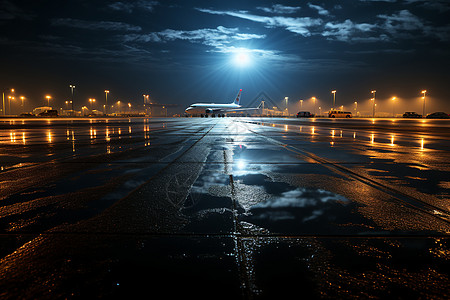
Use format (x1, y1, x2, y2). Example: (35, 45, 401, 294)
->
(185, 89, 243, 115)
(185, 103, 241, 114)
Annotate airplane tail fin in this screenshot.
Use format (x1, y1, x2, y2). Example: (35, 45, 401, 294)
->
(233, 89, 242, 105)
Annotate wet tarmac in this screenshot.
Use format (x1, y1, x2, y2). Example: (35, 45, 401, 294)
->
(0, 117, 449, 299)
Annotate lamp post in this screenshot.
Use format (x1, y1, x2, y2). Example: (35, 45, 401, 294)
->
(8, 96, 12, 115)
(421, 90, 427, 118)
(20, 96, 25, 113)
(46, 95, 51, 107)
(354, 101, 357, 116)
(331, 90, 336, 109)
(89, 98, 96, 111)
(284, 97, 288, 116)
(69, 85, 75, 111)
(104, 90, 109, 114)
(2, 88, 14, 115)
(391, 97, 396, 118)
(312, 97, 316, 116)
(300, 99, 303, 110)
(8, 89, 15, 115)
(371, 90, 376, 118)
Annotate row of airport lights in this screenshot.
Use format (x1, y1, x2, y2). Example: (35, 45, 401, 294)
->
(1, 88, 27, 116)
(294, 89, 428, 117)
(2, 85, 136, 115)
(68, 86, 134, 114)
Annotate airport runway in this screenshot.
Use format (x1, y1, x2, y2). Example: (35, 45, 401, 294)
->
(0, 117, 449, 299)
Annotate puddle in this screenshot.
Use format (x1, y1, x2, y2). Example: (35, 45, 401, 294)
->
(182, 163, 373, 235)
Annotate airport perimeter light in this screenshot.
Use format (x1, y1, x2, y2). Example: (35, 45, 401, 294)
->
(312, 97, 316, 116)
(391, 97, 396, 118)
(331, 90, 336, 108)
(20, 96, 25, 111)
(2, 88, 15, 115)
(89, 98, 96, 110)
(69, 85, 75, 111)
(105, 90, 109, 114)
(421, 90, 427, 117)
(371, 90, 376, 118)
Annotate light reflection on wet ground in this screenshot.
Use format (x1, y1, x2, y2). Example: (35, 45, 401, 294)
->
(0, 117, 449, 298)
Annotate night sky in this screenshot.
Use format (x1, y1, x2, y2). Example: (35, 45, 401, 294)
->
(1, 0, 449, 115)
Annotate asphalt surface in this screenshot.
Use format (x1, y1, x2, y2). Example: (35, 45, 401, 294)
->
(0, 117, 449, 299)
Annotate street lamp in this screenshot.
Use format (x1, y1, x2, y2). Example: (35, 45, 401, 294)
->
(312, 97, 316, 116)
(371, 90, 376, 118)
(69, 85, 75, 111)
(45, 95, 51, 107)
(331, 90, 336, 108)
(421, 90, 427, 118)
(2, 88, 14, 115)
(105, 90, 109, 114)
(391, 97, 396, 118)
(354, 101, 357, 116)
(284, 97, 288, 115)
(8, 96, 13, 115)
(89, 98, 96, 111)
(299, 99, 303, 110)
(117, 101, 121, 114)
(20, 96, 25, 113)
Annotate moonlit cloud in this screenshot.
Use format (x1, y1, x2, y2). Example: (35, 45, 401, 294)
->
(323, 19, 378, 42)
(196, 8, 322, 37)
(256, 4, 301, 14)
(307, 3, 330, 16)
(156, 26, 265, 45)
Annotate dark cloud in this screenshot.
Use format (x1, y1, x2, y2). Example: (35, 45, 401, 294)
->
(404, 0, 450, 12)
(0, 0, 34, 20)
(51, 18, 142, 32)
(108, 0, 159, 13)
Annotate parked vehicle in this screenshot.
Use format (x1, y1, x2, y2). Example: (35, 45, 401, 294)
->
(402, 112, 422, 118)
(328, 110, 352, 118)
(426, 112, 450, 119)
(296, 111, 314, 118)
(38, 109, 58, 117)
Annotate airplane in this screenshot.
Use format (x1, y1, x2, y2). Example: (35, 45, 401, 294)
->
(185, 89, 260, 117)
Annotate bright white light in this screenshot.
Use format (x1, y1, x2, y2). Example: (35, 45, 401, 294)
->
(233, 51, 252, 67)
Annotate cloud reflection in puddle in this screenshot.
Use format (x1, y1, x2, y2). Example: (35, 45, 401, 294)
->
(249, 188, 349, 222)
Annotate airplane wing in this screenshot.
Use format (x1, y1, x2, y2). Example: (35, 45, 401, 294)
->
(210, 107, 261, 113)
